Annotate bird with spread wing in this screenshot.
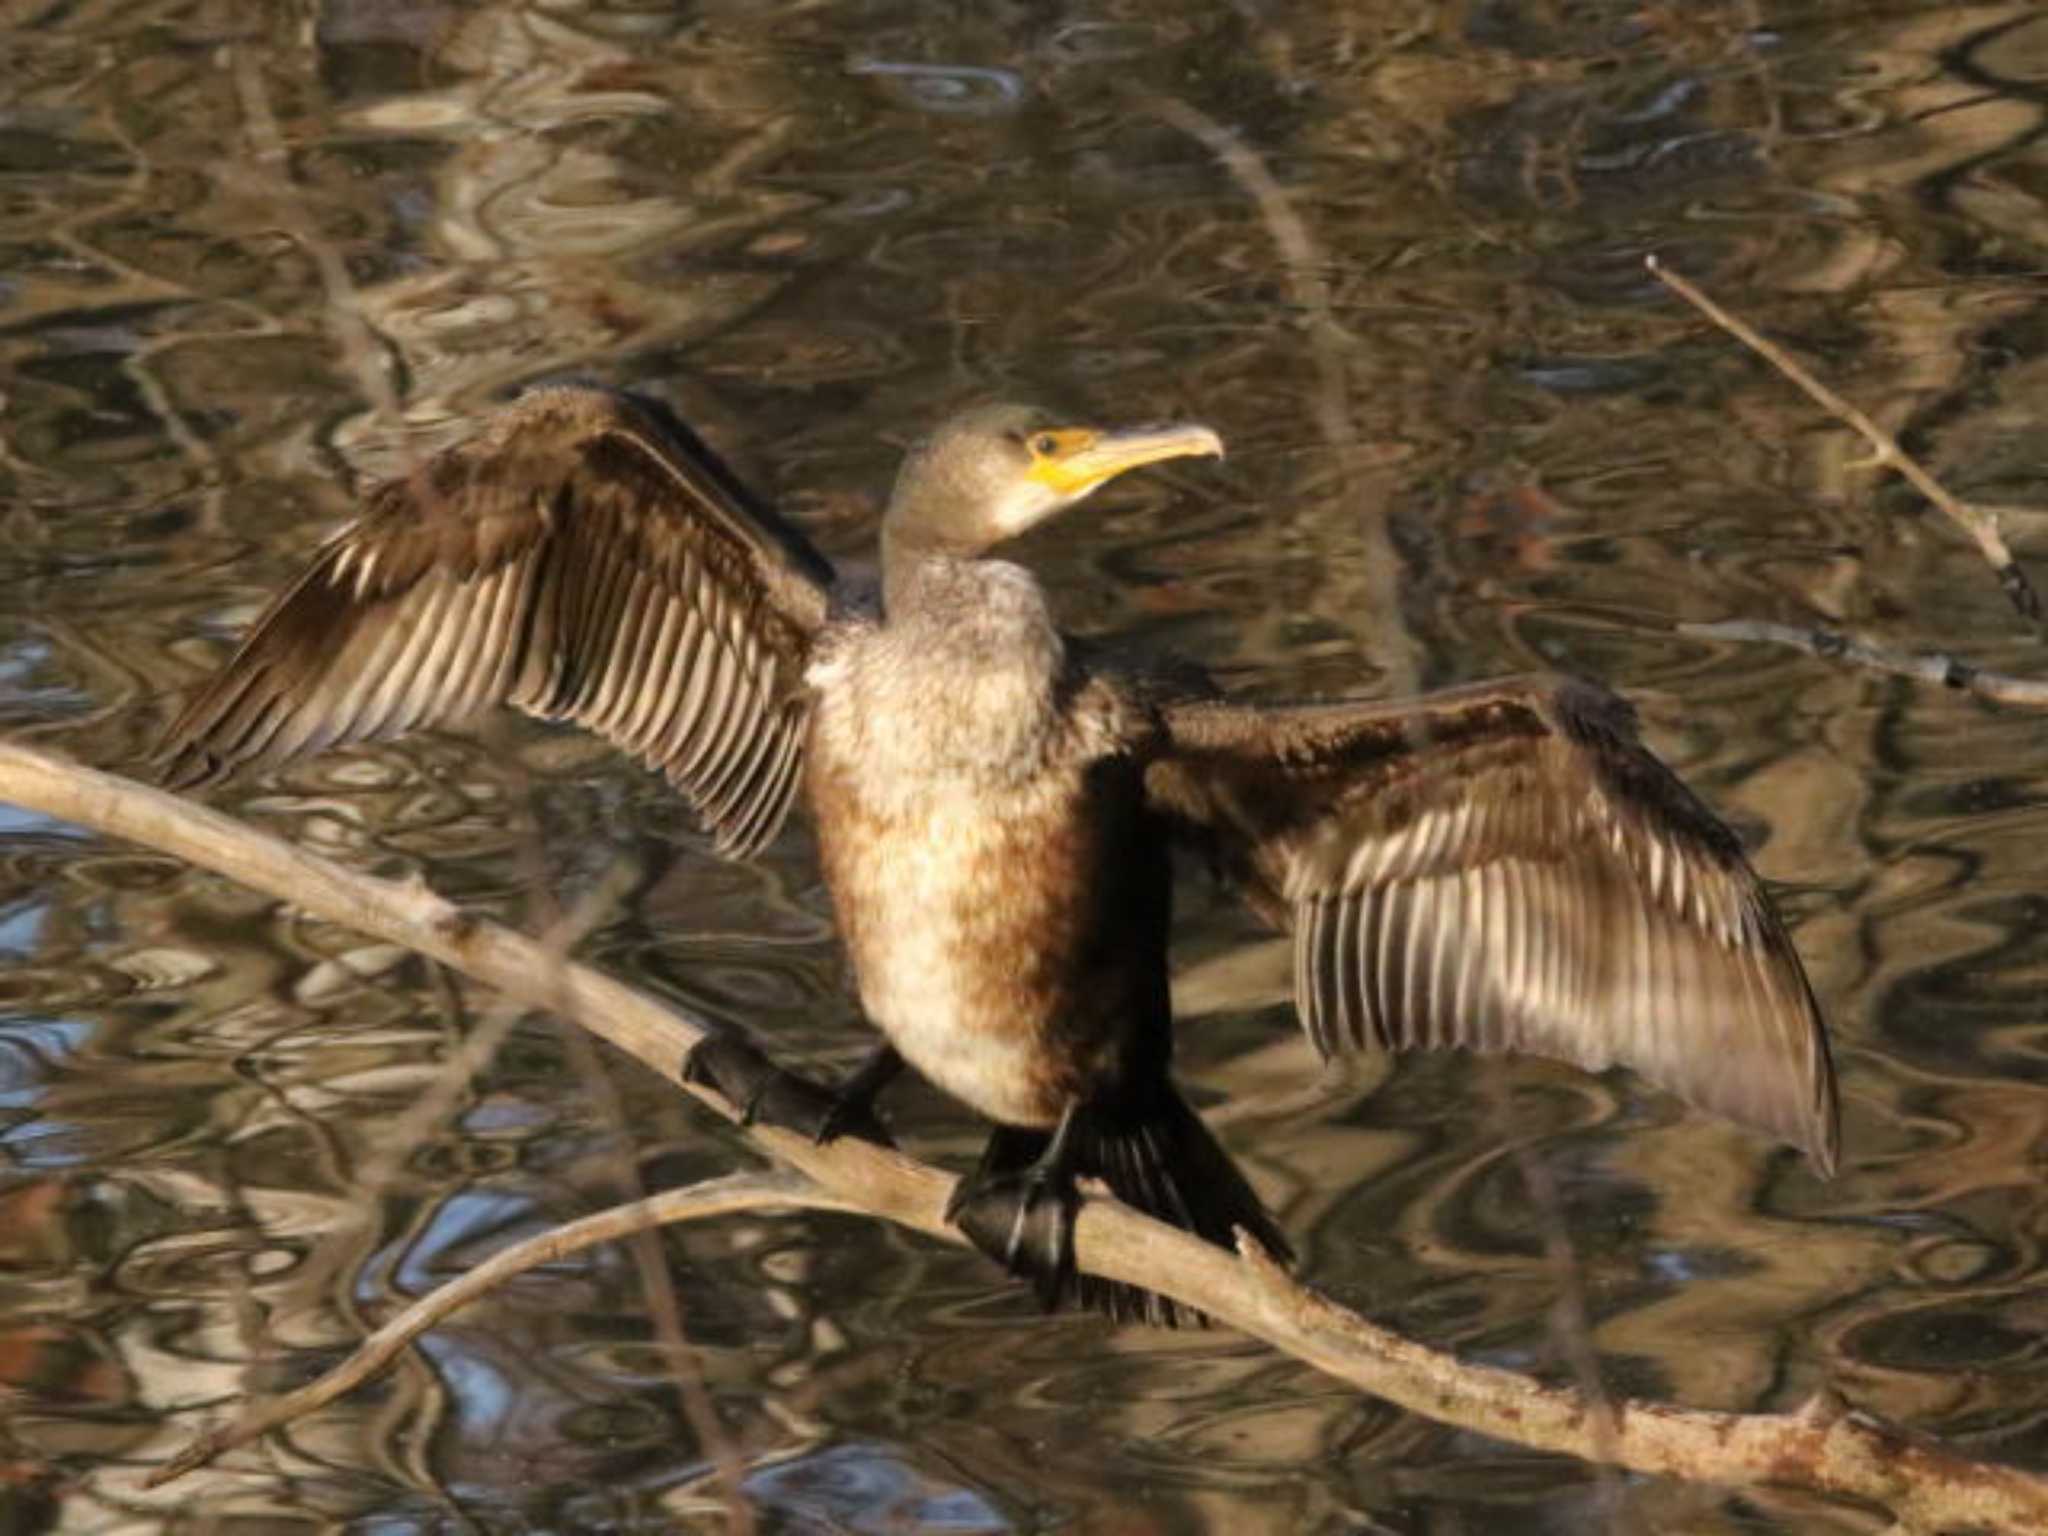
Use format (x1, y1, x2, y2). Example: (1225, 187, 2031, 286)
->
(162, 386, 1838, 1326)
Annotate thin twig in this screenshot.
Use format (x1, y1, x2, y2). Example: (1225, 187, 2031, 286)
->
(1683, 619, 2048, 706)
(4, 743, 2047, 1533)
(147, 1172, 855, 1488)
(1646, 254, 2041, 627)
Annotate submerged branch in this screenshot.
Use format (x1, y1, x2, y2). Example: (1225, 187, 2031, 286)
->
(1647, 254, 2042, 628)
(3, 741, 2045, 1533)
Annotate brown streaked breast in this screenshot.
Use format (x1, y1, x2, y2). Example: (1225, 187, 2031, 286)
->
(806, 701, 1169, 1127)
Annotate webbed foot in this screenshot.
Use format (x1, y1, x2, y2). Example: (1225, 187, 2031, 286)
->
(946, 1160, 1080, 1311)
(682, 1035, 899, 1148)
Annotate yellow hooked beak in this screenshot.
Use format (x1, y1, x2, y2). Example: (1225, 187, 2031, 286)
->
(1024, 422, 1225, 499)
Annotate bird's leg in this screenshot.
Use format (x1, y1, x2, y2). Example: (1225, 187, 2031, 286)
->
(946, 1104, 1088, 1311)
(682, 1035, 901, 1148)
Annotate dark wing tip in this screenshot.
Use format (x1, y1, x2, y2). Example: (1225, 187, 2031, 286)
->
(1788, 934, 1842, 1178)
(1544, 675, 1748, 867)
(1549, 673, 1640, 742)
(1811, 1101, 1842, 1177)
(1565, 694, 1840, 1173)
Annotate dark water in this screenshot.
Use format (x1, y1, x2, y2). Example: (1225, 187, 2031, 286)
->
(5, 2, 2048, 1531)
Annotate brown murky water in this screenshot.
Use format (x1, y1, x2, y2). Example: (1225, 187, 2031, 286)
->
(5, 2, 2048, 1532)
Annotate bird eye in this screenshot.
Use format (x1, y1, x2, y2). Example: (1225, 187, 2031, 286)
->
(1032, 433, 1060, 457)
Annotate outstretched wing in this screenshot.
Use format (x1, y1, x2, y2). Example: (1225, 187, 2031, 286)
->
(159, 387, 835, 859)
(1145, 674, 1838, 1172)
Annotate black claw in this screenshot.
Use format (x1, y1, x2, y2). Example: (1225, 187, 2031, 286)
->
(682, 1035, 895, 1148)
(948, 1167, 1079, 1312)
(812, 1093, 875, 1145)
(682, 1033, 775, 1101)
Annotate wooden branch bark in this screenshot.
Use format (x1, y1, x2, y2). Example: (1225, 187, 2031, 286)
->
(4, 740, 2045, 1534)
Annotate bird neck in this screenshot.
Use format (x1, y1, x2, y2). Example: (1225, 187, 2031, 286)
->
(875, 533, 1062, 663)
(846, 545, 1068, 787)
(880, 523, 974, 620)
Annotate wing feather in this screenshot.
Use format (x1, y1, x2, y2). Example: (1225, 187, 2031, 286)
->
(160, 387, 834, 859)
(1147, 673, 1839, 1171)
(619, 593, 685, 755)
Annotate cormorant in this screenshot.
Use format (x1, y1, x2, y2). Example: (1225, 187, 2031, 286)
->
(160, 387, 1839, 1326)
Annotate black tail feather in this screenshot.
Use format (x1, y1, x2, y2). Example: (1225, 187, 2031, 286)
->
(956, 1083, 1291, 1328)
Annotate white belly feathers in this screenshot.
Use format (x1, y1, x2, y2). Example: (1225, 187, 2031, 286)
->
(834, 778, 1074, 1125)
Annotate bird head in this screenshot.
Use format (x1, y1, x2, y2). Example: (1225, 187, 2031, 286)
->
(883, 402, 1223, 556)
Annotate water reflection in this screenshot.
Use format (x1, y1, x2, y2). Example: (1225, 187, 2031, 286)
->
(5, 0, 2048, 1531)
(848, 60, 1028, 118)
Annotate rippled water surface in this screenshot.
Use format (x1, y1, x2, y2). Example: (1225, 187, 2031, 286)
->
(6, 2, 2048, 1532)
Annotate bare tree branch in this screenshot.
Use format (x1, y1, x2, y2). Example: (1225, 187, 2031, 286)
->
(4, 741, 2046, 1534)
(1683, 619, 2048, 706)
(147, 1172, 855, 1489)
(1646, 254, 2042, 627)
